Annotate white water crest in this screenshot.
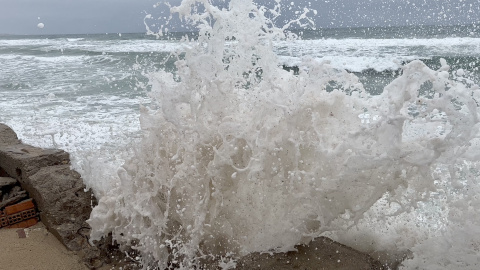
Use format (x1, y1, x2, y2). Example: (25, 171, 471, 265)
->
(84, 0, 480, 269)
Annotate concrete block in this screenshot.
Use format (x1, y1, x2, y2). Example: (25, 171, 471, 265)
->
(0, 144, 70, 182)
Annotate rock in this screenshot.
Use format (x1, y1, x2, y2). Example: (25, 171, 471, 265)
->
(3, 185, 22, 198)
(0, 190, 27, 208)
(0, 176, 17, 188)
(0, 167, 9, 177)
(27, 165, 94, 251)
(233, 236, 386, 270)
(0, 178, 27, 208)
(0, 143, 69, 181)
(0, 124, 20, 145)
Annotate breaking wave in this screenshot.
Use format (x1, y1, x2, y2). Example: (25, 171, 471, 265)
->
(82, 1, 480, 269)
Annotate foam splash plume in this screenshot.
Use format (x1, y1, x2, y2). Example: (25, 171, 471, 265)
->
(85, 0, 480, 269)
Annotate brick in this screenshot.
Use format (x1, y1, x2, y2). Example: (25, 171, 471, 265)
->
(0, 216, 8, 227)
(7, 217, 38, 229)
(5, 199, 34, 215)
(21, 208, 36, 220)
(7, 212, 23, 225)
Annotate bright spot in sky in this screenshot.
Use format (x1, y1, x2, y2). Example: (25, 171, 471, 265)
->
(37, 23, 45, 29)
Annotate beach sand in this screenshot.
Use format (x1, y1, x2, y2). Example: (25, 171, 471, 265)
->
(0, 221, 137, 270)
(0, 222, 88, 270)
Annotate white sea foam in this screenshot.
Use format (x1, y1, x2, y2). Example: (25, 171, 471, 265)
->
(278, 54, 419, 73)
(0, 92, 144, 155)
(60, 40, 187, 53)
(2, 34, 479, 73)
(276, 37, 480, 72)
(0, 38, 186, 54)
(81, 1, 480, 269)
(66, 38, 85, 42)
(0, 54, 93, 63)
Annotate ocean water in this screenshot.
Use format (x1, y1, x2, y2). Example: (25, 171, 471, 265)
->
(1, 1, 480, 269)
(1, 26, 479, 154)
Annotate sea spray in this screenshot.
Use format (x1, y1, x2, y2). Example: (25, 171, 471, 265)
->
(85, 0, 480, 269)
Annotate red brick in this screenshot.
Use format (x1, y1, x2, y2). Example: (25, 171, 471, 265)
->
(7, 212, 23, 225)
(6, 217, 38, 229)
(0, 216, 8, 227)
(21, 208, 36, 220)
(5, 199, 34, 215)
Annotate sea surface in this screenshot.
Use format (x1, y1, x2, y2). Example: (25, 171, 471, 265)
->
(1, 25, 479, 156)
(1, 22, 480, 269)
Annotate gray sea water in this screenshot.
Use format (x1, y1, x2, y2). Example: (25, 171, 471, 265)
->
(0, 24, 479, 160)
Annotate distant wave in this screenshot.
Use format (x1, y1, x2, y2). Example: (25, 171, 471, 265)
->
(275, 37, 480, 72)
(66, 38, 85, 42)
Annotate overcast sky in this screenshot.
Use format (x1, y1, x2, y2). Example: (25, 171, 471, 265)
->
(0, 0, 479, 35)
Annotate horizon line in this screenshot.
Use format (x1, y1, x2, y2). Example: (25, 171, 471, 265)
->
(1, 23, 477, 36)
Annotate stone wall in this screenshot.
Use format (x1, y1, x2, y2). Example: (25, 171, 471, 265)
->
(0, 124, 103, 268)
